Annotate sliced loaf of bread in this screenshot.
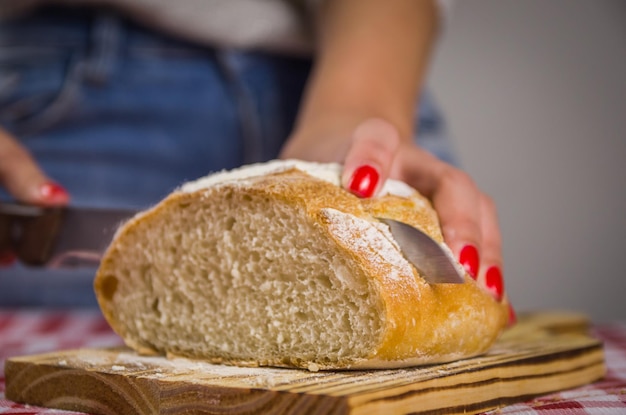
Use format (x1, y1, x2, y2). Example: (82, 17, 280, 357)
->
(94, 160, 509, 370)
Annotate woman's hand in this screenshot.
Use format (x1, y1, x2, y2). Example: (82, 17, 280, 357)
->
(0, 127, 69, 266)
(281, 118, 508, 310)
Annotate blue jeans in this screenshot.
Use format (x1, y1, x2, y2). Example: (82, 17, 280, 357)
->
(0, 6, 456, 307)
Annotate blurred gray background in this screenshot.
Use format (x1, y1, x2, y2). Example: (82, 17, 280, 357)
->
(429, 0, 626, 322)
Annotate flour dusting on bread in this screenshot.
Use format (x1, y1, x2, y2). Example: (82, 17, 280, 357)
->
(181, 159, 416, 199)
(321, 208, 413, 283)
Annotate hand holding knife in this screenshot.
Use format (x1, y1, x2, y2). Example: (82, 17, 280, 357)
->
(0, 202, 135, 268)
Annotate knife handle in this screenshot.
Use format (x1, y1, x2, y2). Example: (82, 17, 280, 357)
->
(0, 212, 12, 255)
(0, 203, 64, 266)
(18, 208, 65, 265)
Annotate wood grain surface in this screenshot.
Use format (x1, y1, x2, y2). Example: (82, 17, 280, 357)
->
(4, 312, 605, 415)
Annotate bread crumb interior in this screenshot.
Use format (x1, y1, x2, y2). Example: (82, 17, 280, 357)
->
(107, 189, 384, 366)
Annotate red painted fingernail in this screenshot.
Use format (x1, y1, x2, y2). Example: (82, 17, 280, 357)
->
(348, 165, 379, 198)
(485, 266, 504, 301)
(459, 245, 479, 279)
(508, 303, 517, 326)
(0, 250, 17, 267)
(39, 182, 69, 202)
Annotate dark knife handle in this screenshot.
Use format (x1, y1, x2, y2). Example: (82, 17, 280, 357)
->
(0, 203, 65, 266)
(0, 211, 12, 255)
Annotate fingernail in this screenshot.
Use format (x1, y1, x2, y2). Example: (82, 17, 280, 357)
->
(348, 165, 379, 198)
(0, 250, 17, 267)
(508, 303, 517, 326)
(485, 266, 504, 301)
(459, 245, 479, 279)
(39, 182, 69, 202)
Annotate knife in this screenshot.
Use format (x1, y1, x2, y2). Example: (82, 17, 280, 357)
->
(377, 218, 465, 284)
(1, 202, 465, 284)
(0, 202, 136, 268)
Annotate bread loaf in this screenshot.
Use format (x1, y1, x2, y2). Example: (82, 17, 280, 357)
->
(94, 160, 509, 370)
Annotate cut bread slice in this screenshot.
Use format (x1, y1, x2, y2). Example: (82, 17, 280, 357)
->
(94, 160, 509, 370)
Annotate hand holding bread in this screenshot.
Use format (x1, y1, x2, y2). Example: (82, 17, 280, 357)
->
(282, 118, 507, 308)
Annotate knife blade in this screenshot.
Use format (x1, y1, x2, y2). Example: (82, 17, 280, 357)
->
(0, 202, 137, 268)
(377, 218, 465, 284)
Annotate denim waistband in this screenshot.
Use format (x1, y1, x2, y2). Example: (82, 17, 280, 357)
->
(1, 6, 226, 86)
(0, 6, 217, 53)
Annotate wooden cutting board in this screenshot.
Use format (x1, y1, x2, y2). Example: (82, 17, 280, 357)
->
(5, 312, 605, 415)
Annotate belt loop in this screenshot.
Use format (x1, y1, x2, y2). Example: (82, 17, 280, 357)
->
(84, 10, 122, 85)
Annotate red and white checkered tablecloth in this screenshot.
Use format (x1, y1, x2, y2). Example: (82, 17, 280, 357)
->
(1, 309, 625, 415)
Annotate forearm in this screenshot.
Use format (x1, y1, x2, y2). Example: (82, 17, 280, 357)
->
(292, 0, 439, 145)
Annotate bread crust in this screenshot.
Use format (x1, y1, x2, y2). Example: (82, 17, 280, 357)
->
(94, 165, 509, 370)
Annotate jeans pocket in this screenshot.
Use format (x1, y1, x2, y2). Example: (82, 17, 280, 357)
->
(0, 47, 81, 137)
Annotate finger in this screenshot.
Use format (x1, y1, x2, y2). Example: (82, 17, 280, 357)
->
(476, 194, 505, 301)
(432, 168, 484, 279)
(393, 145, 507, 302)
(341, 118, 401, 198)
(0, 128, 69, 205)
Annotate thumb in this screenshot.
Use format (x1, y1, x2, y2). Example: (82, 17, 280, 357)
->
(0, 128, 69, 206)
(341, 118, 401, 198)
